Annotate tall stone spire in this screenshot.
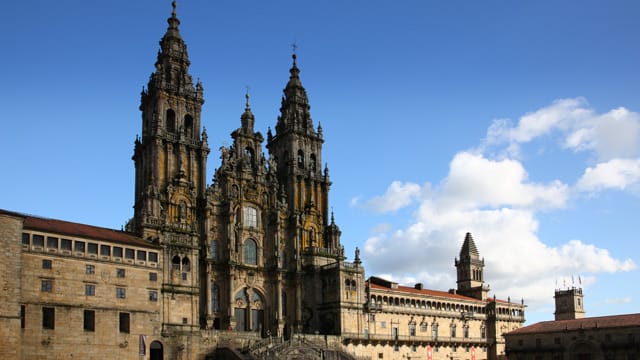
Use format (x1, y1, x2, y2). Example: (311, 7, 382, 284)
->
(455, 232, 489, 300)
(275, 53, 314, 135)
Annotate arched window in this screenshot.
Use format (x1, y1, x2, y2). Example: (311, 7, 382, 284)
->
(244, 239, 257, 265)
(166, 109, 176, 133)
(182, 257, 191, 272)
(172, 255, 181, 270)
(244, 147, 254, 164)
(211, 283, 220, 312)
(297, 150, 304, 169)
(310, 154, 316, 173)
(184, 114, 193, 137)
(450, 323, 457, 337)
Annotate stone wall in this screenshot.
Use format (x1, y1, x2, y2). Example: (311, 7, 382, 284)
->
(0, 213, 23, 359)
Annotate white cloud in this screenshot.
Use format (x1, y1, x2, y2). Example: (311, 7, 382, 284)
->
(576, 158, 640, 193)
(440, 152, 568, 210)
(361, 180, 423, 213)
(359, 98, 638, 319)
(484, 98, 640, 161)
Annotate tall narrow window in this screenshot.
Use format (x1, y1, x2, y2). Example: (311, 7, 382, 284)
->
(84, 310, 95, 332)
(119, 312, 130, 333)
(42, 307, 55, 329)
(20, 305, 25, 329)
(182, 257, 191, 271)
(244, 239, 257, 265)
(184, 114, 193, 137)
(210, 240, 218, 260)
(22, 233, 30, 246)
(211, 284, 220, 312)
(166, 109, 176, 133)
(297, 150, 304, 169)
(310, 154, 316, 173)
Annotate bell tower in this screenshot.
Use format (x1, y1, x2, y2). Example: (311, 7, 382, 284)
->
(131, 1, 209, 330)
(455, 232, 490, 300)
(554, 287, 585, 320)
(266, 53, 341, 260)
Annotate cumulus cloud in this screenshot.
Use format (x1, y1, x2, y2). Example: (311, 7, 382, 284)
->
(576, 158, 640, 193)
(358, 98, 638, 318)
(361, 180, 423, 213)
(485, 98, 640, 162)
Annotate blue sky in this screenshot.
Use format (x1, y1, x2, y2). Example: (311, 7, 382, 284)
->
(3, 1, 640, 325)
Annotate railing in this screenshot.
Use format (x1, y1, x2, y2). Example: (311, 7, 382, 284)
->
(342, 332, 488, 345)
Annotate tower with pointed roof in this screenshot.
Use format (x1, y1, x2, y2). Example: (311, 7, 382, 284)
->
(131, 1, 208, 330)
(455, 232, 490, 300)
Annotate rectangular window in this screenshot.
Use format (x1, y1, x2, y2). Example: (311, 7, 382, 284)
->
(113, 246, 123, 258)
(409, 323, 416, 336)
(149, 272, 157, 281)
(380, 321, 386, 328)
(116, 287, 126, 299)
(42, 307, 55, 329)
(464, 325, 469, 338)
(61, 239, 72, 251)
(42, 259, 52, 269)
(22, 233, 30, 246)
(420, 323, 427, 332)
(41, 279, 53, 292)
(182, 272, 188, 281)
(119, 312, 130, 333)
(75, 241, 85, 253)
(20, 305, 25, 329)
(137, 250, 147, 261)
(451, 325, 457, 338)
(100, 245, 111, 256)
(46, 236, 58, 249)
(84, 310, 95, 332)
(86, 264, 95, 275)
(85, 284, 96, 296)
(125, 248, 135, 260)
(149, 290, 158, 302)
(244, 207, 257, 227)
(87, 243, 98, 255)
(148, 252, 158, 263)
(33, 234, 44, 247)
(117, 268, 125, 278)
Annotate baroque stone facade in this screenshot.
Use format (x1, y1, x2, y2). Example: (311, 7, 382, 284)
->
(0, 3, 525, 360)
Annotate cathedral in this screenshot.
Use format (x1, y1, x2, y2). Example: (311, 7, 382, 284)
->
(0, 3, 525, 360)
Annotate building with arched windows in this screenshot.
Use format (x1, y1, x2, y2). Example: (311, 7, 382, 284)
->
(0, 3, 525, 360)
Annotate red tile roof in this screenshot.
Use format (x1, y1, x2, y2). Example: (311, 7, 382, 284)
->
(1, 209, 155, 248)
(507, 313, 640, 335)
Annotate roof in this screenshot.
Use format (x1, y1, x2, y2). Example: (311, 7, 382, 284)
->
(1, 209, 155, 248)
(460, 232, 479, 258)
(507, 313, 640, 335)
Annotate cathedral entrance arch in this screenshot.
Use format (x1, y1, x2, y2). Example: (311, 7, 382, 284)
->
(149, 340, 163, 360)
(233, 287, 264, 334)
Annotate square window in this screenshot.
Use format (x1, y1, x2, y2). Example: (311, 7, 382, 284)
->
(125, 248, 135, 260)
(149, 252, 158, 263)
(119, 312, 130, 333)
(137, 250, 147, 261)
(100, 245, 111, 256)
(41, 279, 53, 292)
(22, 233, 30, 246)
(75, 241, 86, 253)
(46, 236, 58, 249)
(32, 234, 44, 247)
(117, 268, 125, 278)
(42, 259, 52, 269)
(116, 287, 126, 299)
(149, 290, 158, 302)
(61, 239, 72, 251)
(86, 264, 95, 275)
(182, 317, 188, 324)
(83, 310, 95, 332)
(87, 243, 98, 255)
(149, 272, 157, 281)
(85, 284, 96, 296)
(42, 307, 55, 329)
(113, 247, 123, 258)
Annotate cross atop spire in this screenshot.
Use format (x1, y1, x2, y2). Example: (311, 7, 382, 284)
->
(172, 0, 177, 17)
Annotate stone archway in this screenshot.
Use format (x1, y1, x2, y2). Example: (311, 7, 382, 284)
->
(150, 340, 163, 360)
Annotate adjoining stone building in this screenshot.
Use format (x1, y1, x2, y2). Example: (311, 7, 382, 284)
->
(505, 288, 640, 360)
(0, 3, 525, 359)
